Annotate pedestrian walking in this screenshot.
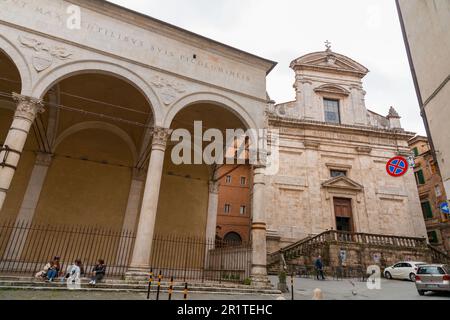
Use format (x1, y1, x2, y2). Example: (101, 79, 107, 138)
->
(314, 255, 325, 281)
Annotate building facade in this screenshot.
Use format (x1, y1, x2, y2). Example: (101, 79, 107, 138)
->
(409, 136, 450, 254)
(265, 47, 428, 252)
(215, 165, 252, 243)
(0, 0, 275, 285)
(397, 0, 450, 206)
(0, 0, 435, 284)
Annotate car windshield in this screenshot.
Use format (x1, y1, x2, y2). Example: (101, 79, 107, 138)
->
(417, 266, 445, 275)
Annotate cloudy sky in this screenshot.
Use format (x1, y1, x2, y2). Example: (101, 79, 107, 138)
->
(109, 0, 425, 135)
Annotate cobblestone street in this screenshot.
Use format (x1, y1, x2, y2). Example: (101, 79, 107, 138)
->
(1, 277, 449, 300)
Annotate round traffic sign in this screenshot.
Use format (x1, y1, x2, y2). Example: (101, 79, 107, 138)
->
(386, 156, 409, 177)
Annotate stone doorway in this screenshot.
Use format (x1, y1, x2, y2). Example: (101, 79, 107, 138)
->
(334, 198, 354, 232)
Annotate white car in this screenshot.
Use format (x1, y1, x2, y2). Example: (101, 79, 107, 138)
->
(384, 261, 427, 282)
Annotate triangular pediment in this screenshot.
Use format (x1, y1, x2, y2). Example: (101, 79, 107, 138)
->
(321, 176, 364, 192)
(290, 51, 369, 77)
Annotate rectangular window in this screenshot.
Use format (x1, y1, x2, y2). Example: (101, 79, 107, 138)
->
(421, 201, 433, 220)
(331, 170, 347, 178)
(240, 177, 247, 186)
(415, 170, 425, 185)
(224, 204, 231, 214)
(324, 99, 340, 124)
(413, 147, 419, 157)
(428, 231, 439, 244)
(240, 206, 246, 215)
(226, 176, 232, 184)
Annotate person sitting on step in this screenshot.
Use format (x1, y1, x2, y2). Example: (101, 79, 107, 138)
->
(89, 259, 106, 285)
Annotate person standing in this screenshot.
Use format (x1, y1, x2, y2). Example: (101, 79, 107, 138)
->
(314, 255, 326, 281)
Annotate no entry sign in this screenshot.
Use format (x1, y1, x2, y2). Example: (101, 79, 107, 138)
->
(386, 156, 409, 177)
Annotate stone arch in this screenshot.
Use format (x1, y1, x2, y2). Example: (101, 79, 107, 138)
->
(53, 121, 138, 164)
(164, 92, 258, 130)
(0, 34, 33, 96)
(31, 60, 163, 126)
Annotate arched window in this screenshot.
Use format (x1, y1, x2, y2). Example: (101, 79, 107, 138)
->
(223, 232, 242, 245)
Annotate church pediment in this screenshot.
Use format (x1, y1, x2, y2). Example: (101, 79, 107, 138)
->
(290, 51, 369, 77)
(314, 84, 350, 96)
(321, 176, 364, 192)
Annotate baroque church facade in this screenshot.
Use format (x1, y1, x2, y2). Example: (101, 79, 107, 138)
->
(265, 47, 427, 252)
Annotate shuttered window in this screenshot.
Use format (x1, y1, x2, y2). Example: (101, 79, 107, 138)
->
(421, 201, 433, 219)
(415, 170, 425, 185)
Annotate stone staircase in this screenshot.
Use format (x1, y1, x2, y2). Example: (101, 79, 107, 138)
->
(0, 276, 281, 295)
(267, 230, 450, 275)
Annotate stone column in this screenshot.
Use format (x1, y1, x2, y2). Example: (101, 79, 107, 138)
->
(0, 93, 44, 212)
(250, 165, 270, 287)
(3, 152, 52, 259)
(205, 180, 220, 241)
(116, 168, 146, 266)
(126, 127, 171, 278)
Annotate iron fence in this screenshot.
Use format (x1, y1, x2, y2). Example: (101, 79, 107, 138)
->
(0, 220, 252, 283)
(0, 219, 135, 278)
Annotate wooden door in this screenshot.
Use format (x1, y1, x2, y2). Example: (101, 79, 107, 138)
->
(334, 198, 354, 232)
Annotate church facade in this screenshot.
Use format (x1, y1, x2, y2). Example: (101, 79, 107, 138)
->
(265, 48, 428, 252)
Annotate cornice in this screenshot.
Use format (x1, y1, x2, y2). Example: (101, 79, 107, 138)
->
(67, 0, 277, 74)
(269, 116, 416, 140)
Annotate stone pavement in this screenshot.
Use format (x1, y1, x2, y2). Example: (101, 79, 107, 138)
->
(0, 277, 449, 300)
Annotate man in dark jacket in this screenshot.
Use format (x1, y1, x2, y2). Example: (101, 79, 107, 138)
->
(314, 256, 325, 280)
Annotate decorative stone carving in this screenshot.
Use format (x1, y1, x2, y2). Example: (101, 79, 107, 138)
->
(150, 76, 186, 106)
(132, 168, 147, 181)
(303, 140, 320, 150)
(355, 146, 372, 154)
(35, 153, 53, 167)
(387, 106, 400, 119)
(209, 181, 220, 194)
(18, 35, 73, 72)
(12, 93, 45, 120)
(151, 127, 173, 148)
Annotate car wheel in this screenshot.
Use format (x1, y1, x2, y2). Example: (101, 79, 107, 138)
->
(418, 290, 425, 296)
(409, 273, 416, 282)
(385, 271, 392, 280)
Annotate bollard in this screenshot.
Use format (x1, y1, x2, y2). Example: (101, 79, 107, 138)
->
(147, 269, 153, 300)
(156, 271, 162, 301)
(168, 276, 174, 301)
(183, 282, 188, 300)
(291, 273, 294, 301)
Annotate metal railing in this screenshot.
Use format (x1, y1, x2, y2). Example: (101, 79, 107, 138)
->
(0, 220, 252, 283)
(0, 220, 135, 278)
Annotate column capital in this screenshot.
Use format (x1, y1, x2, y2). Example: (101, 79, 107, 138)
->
(152, 127, 173, 150)
(209, 180, 220, 194)
(132, 168, 147, 181)
(12, 93, 45, 120)
(35, 152, 53, 167)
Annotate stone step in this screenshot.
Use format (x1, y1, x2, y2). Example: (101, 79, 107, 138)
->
(0, 276, 264, 289)
(0, 278, 280, 295)
(0, 285, 280, 296)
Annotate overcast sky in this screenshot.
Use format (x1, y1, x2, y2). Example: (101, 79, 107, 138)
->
(108, 0, 426, 135)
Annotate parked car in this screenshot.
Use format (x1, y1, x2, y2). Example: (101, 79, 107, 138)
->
(415, 264, 450, 296)
(384, 261, 426, 281)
